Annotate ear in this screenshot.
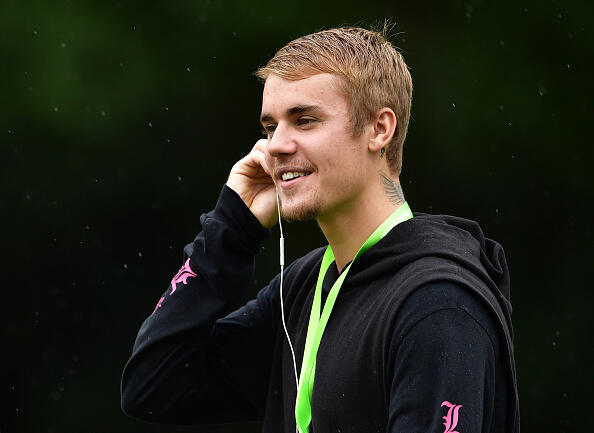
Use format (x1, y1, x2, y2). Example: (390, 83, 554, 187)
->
(368, 108, 397, 153)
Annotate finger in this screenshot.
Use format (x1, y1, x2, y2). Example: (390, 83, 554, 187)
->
(254, 139, 273, 176)
(253, 148, 272, 176)
(253, 138, 268, 152)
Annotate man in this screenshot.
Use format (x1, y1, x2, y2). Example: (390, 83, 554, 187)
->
(121, 27, 520, 432)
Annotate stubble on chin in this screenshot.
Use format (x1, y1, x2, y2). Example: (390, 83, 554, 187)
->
(280, 197, 322, 222)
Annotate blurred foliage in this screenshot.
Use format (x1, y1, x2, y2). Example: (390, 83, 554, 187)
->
(2, 0, 592, 432)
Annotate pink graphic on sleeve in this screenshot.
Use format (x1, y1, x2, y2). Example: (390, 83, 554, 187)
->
(170, 258, 197, 294)
(152, 296, 165, 314)
(441, 401, 463, 433)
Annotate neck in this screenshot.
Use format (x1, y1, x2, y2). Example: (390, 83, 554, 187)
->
(317, 172, 405, 273)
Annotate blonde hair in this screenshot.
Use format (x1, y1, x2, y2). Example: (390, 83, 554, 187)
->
(256, 26, 413, 175)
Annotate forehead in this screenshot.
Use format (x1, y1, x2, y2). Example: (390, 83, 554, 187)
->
(261, 73, 347, 116)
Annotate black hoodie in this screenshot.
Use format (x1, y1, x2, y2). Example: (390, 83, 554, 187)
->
(121, 185, 520, 433)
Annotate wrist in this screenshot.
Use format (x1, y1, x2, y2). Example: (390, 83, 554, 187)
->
(216, 184, 270, 248)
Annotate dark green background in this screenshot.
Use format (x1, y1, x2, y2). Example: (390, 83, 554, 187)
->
(2, 0, 592, 431)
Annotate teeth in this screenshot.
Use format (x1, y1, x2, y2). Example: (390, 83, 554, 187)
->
(282, 171, 308, 181)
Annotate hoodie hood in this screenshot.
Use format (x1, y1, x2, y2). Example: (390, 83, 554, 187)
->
(349, 212, 512, 324)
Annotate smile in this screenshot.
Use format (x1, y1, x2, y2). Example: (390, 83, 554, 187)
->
(281, 171, 311, 181)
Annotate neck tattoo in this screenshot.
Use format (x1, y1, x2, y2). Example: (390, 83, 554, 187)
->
(379, 171, 405, 205)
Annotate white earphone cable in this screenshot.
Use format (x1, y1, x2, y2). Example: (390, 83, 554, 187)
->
(276, 189, 299, 391)
(277, 189, 301, 433)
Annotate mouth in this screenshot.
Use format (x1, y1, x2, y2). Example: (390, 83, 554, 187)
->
(278, 170, 313, 188)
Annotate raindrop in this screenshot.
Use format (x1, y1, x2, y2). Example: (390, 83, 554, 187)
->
(566, 64, 570, 69)
(85, 225, 90, 230)
(495, 209, 499, 214)
(138, 251, 142, 257)
(508, 122, 512, 126)
(186, 67, 191, 72)
(119, 62, 124, 67)
(538, 86, 546, 96)
(451, 103, 456, 108)
(33, 30, 38, 35)
(8, 129, 13, 134)
(552, 341, 557, 347)
(24, 71, 28, 75)
(101, 111, 106, 117)
(498, 105, 504, 111)
(177, 176, 182, 181)
(523, 7, 528, 12)
(166, 138, 171, 143)
(148, 121, 153, 127)
(60, 42, 66, 48)
(511, 154, 515, 159)
(53, 107, 59, 112)
(132, 25, 136, 30)
(499, 40, 505, 47)
(164, 106, 169, 111)
(123, 263, 128, 269)
(25, 193, 31, 200)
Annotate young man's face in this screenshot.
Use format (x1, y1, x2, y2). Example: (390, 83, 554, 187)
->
(261, 73, 371, 222)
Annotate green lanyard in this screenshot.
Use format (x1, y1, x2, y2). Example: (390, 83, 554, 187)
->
(294, 203, 413, 433)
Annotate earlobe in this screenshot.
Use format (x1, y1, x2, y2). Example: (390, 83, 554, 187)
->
(368, 108, 397, 153)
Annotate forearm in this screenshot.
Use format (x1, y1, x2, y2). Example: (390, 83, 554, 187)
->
(121, 185, 270, 423)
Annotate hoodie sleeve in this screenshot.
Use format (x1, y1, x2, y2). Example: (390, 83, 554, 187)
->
(121, 185, 282, 424)
(387, 282, 502, 433)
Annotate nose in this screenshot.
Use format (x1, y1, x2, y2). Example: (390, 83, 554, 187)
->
(266, 122, 297, 158)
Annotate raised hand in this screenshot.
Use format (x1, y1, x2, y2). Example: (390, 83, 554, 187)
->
(226, 139, 278, 228)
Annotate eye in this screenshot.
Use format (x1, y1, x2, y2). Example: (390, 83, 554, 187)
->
(262, 124, 277, 137)
(297, 117, 316, 127)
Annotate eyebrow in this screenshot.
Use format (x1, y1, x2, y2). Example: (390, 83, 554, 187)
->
(260, 105, 322, 124)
